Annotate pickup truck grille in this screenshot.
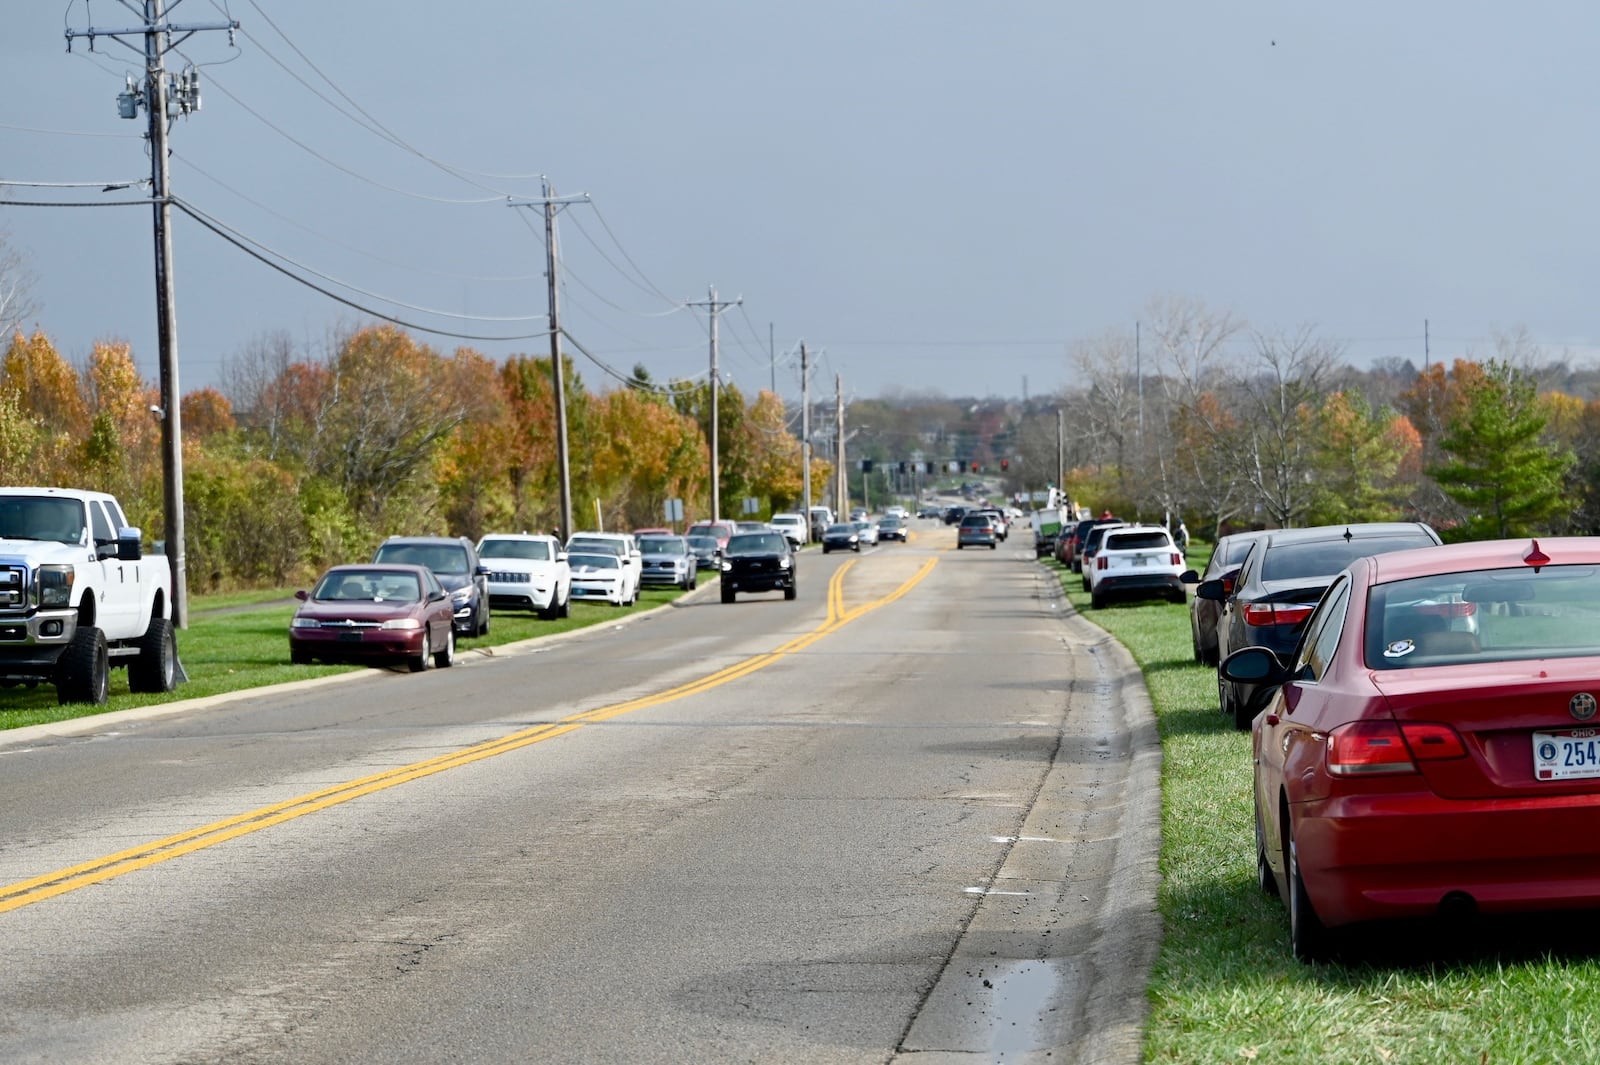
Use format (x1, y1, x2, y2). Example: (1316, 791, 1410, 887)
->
(0, 565, 27, 613)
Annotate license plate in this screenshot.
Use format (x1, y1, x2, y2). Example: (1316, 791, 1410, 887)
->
(338, 631, 363, 643)
(1533, 729, 1600, 780)
(1132, 556, 1147, 566)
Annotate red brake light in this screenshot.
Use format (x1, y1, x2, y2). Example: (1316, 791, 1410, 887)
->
(1242, 603, 1314, 627)
(1096, 555, 1107, 570)
(1328, 721, 1416, 775)
(1221, 575, 1236, 594)
(1328, 720, 1466, 775)
(1399, 722, 1467, 760)
(1170, 552, 1182, 566)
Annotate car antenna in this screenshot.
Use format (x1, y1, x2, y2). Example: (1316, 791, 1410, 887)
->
(1343, 527, 1353, 542)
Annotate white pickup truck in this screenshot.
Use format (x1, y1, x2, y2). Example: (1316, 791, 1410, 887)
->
(0, 487, 177, 704)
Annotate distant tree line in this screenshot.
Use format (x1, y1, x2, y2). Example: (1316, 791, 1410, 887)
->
(0, 325, 830, 590)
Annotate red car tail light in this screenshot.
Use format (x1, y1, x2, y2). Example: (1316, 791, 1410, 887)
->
(1170, 552, 1182, 565)
(1328, 721, 1417, 775)
(1221, 575, 1236, 594)
(1327, 721, 1466, 775)
(1242, 602, 1314, 627)
(1096, 555, 1107, 570)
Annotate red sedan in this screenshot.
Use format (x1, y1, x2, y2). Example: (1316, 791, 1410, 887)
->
(289, 563, 456, 672)
(1222, 537, 1600, 960)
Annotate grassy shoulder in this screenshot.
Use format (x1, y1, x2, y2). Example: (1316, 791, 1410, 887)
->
(0, 582, 702, 732)
(1048, 548, 1600, 1064)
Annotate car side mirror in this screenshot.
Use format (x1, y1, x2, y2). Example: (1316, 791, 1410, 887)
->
(295, 589, 310, 602)
(430, 590, 448, 602)
(475, 564, 491, 576)
(1179, 569, 1200, 584)
(1195, 579, 1226, 601)
(557, 551, 568, 562)
(1219, 646, 1291, 686)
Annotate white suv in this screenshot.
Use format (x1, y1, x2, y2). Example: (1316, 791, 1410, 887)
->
(1088, 524, 1186, 609)
(769, 513, 808, 547)
(477, 533, 571, 620)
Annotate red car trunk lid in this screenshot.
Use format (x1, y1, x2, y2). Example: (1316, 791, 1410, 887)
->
(1371, 658, 1600, 798)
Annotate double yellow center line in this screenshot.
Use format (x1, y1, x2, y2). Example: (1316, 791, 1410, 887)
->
(0, 554, 937, 913)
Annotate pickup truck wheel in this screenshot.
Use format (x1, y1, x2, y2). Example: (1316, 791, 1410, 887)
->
(128, 616, 178, 693)
(56, 625, 109, 705)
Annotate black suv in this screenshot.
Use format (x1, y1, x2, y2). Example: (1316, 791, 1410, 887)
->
(372, 535, 491, 637)
(720, 531, 797, 603)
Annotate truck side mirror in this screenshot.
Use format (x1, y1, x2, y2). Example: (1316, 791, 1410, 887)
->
(116, 526, 144, 562)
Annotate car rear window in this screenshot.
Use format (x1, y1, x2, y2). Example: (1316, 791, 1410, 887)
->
(1367, 565, 1600, 668)
(1263, 535, 1437, 582)
(1105, 531, 1170, 551)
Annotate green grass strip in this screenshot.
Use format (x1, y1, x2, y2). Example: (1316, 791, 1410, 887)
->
(1050, 548, 1600, 1065)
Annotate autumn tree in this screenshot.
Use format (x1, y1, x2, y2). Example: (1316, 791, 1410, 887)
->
(2, 331, 87, 483)
(1236, 326, 1342, 527)
(1428, 359, 1573, 540)
(746, 391, 803, 512)
(1303, 392, 1419, 526)
(434, 347, 514, 540)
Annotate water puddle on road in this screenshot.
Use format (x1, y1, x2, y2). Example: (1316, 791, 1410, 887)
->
(986, 959, 1064, 1055)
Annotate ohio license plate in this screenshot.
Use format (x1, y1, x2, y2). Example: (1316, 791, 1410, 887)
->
(1533, 729, 1600, 780)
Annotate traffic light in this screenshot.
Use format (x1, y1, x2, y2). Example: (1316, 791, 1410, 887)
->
(970, 461, 980, 473)
(1001, 458, 1010, 471)
(860, 458, 873, 473)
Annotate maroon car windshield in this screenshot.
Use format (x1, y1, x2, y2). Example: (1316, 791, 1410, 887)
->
(1366, 565, 1600, 669)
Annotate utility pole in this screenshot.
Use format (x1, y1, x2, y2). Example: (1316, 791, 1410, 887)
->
(67, 2, 238, 630)
(1057, 408, 1065, 492)
(800, 343, 812, 538)
(769, 322, 776, 395)
(835, 374, 845, 514)
(688, 287, 741, 521)
(508, 183, 588, 542)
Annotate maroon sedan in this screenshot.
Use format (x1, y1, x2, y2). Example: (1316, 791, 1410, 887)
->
(289, 563, 456, 672)
(1222, 537, 1600, 960)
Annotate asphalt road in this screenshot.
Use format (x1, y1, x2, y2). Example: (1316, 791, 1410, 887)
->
(0, 531, 1161, 1064)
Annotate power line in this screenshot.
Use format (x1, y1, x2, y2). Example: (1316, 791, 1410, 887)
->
(197, 70, 507, 205)
(173, 198, 554, 343)
(174, 151, 542, 283)
(177, 198, 545, 322)
(226, 0, 545, 190)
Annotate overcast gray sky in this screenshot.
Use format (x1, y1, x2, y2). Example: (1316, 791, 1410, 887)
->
(5, 2, 1598, 406)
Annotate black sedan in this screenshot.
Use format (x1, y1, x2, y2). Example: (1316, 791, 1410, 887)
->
(821, 522, 861, 553)
(1200, 521, 1443, 730)
(720, 531, 797, 603)
(1182, 531, 1267, 666)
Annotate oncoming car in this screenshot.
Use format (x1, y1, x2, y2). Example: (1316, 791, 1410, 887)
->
(1222, 537, 1600, 961)
(822, 523, 860, 553)
(720, 531, 797, 603)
